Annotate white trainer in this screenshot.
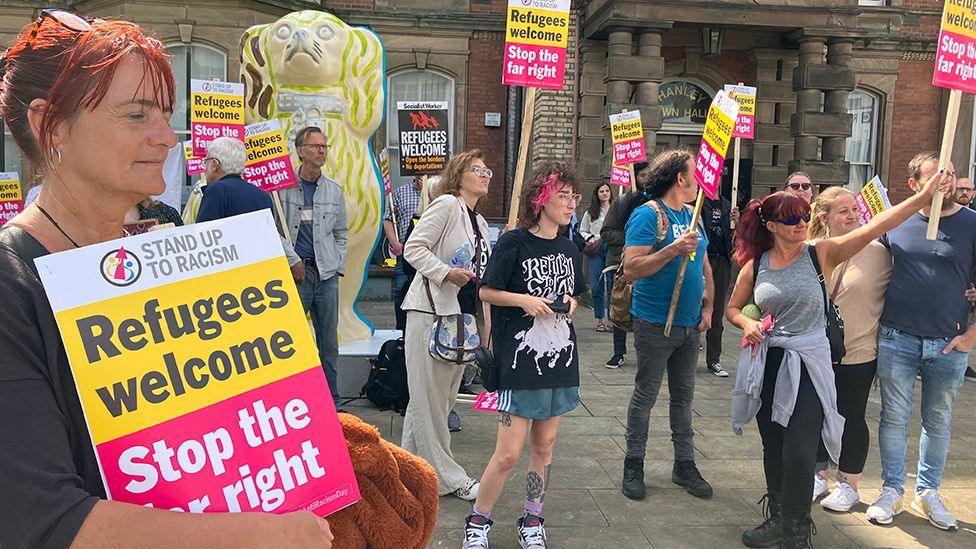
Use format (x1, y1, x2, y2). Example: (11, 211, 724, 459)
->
(912, 489, 957, 531)
(866, 487, 904, 525)
(812, 474, 829, 501)
(454, 478, 480, 501)
(821, 481, 860, 512)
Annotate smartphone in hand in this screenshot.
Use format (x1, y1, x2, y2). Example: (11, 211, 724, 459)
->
(549, 296, 571, 315)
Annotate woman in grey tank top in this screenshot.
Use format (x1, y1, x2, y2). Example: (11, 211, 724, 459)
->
(725, 170, 952, 549)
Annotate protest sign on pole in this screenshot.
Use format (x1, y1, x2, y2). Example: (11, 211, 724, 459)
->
(724, 83, 757, 227)
(665, 91, 739, 337)
(397, 102, 450, 177)
(610, 165, 631, 188)
(183, 141, 206, 176)
(190, 79, 245, 157)
(927, 1, 975, 239)
(0, 172, 23, 227)
(379, 148, 392, 196)
(610, 110, 647, 166)
(34, 211, 360, 516)
(855, 176, 893, 226)
(504, 0, 571, 229)
(241, 119, 297, 241)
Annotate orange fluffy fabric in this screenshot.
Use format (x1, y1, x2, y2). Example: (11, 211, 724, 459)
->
(326, 413, 439, 548)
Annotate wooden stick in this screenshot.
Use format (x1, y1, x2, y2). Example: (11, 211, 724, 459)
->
(629, 163, 637, 192)
(731, 137, 741, 229)
(664, 189, 706, 337)
(926, 88, 962, 240)
(271, 191, 291, 241)
(508, 87, 537, 229)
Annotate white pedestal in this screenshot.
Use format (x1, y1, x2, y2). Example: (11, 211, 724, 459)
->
(337, 329, 402, 401)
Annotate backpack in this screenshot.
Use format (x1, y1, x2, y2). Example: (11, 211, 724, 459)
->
(360, 337, 410, 414)
(608, 200, 695, 332)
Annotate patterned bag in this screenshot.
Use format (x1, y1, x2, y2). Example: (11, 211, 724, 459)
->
(424, 278, 480, 364)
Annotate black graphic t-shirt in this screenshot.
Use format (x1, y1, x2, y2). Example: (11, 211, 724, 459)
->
(457, 208, 488, 315)
(481, 228, 587, 390)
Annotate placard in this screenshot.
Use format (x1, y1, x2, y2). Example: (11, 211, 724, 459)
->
(183, 141, 206, 176)
(0, 172, 23, 226)
(933, 0, 976, 94)
(379, 148, 391, 195)
(34, 211, 360, 517)
(724, 84, 757, 140)
(855, 176, 893, 226)
(242, 119, 298, 193)
(609, 110, 647, 165)
(397, 102, 450, 176)
(190, 80, 245, 157)
(502, 0, 571, 89)
(694, 90, 740, 200)
(610, 165, 631, 187)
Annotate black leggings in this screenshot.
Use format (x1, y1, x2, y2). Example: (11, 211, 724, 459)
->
(756, 348, 825, 516)
(816, 360, 877, 475)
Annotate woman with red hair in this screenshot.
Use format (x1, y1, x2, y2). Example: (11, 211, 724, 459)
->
(727, 171, 951, 548)
(0, 12, 332, 548)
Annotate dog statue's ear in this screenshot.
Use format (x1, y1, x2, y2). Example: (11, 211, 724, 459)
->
(341, 27, 385, 135)
(241, 23, 274, 122)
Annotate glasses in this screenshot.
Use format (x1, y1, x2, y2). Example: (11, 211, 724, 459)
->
(787, 182, 812, 191)
(26, 10, 97, 50)
(557, 193, 583, 206)
(302, 143, 328, 150)
(203, 157, 219, 165)
(773, 213, 811, 226)
(467, 166, 493, 179)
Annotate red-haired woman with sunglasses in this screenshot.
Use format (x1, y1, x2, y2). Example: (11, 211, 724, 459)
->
(0, 13, 332, 548)
(727, 170, 951, 549)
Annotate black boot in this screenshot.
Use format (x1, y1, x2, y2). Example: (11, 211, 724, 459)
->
(780, 513, 815, 549)
(621, 456, 646, 500)
(742, 493, 784, 548)
(671, 460, 713, 499)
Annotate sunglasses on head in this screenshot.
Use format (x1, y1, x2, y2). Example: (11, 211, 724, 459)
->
(26, 10, 101, 50)
(774, 213, 811, 226)
(787, 182, 812, 191)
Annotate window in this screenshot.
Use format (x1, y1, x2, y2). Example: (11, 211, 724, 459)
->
(385, 69, 455, 186)
(1, 121, 21, 177)
(167, 44, 227, 201)
(858, 0, 886, 6)
(845, 89, 881, 188)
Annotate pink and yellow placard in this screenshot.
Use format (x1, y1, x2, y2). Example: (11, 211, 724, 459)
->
(34, 211, 360, 517)
(242, 119, 298, 193)
(609, 110, 647, 165)
(190, 79, 245, 157)
(502, 0, 571, 90)
(724, 84, 757, 140)
(694, 90, 740, 200)
(0, 172, 23, 226)
(183, 141, 206, 176)
(610, 165, 632, 187)
(933, 0, 976, 94)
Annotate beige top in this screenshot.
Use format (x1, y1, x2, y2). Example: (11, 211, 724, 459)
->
(828, 240, 892, 365)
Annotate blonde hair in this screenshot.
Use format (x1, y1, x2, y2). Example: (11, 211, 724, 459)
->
(808, 186, 855, 240)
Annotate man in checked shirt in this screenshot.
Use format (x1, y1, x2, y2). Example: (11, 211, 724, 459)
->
(383, 176, 424, 331)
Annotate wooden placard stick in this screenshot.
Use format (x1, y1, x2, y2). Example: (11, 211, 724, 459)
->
(507, 87, 537, 230)
(664, 189, 706, 337)
(629, 163, 637, 193)
(926, 88, 962, 240)
(731, 137, 741, 229)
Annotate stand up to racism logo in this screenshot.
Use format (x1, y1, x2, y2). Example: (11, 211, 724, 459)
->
(100, 247, 142, 287)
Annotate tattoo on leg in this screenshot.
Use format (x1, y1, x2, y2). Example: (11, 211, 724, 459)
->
(499, 412, 512, 427)
(526, 471, 544, 503)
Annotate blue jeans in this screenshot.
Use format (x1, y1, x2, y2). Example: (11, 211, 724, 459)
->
(297, 262, 341, 408)
(392, 259, 410, 332)
(588, 244, 608, 319)
(877, 324, 969, 495)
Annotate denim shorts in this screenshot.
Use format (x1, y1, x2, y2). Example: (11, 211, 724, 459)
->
(498, 386, 580, 420)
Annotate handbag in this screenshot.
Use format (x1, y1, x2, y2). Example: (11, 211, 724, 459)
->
(474, 330, 497, 392)
(807, 245, 847, 363)
(425, 278, 480, 364)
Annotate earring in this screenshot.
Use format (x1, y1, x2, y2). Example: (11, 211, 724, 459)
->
(49, 147, 62, 170)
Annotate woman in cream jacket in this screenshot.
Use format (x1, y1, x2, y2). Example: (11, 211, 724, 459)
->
(401, 150, 492, 499)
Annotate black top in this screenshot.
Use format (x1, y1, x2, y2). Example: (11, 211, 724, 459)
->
(600, 190, 648, 267)
(702, 195, 733, 261)
(138, 201, 183, 226)
(457, 208, 488, 315)
(195, 173, 273, 223)
(481, 228, 586, 390)
(0, 227, 101, 549)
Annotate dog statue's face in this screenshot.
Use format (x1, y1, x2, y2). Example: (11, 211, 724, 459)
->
(265, 14, 346, 87)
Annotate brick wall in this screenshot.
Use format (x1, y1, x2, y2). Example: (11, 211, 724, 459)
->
(530, 11, 578, 167)
(470, 0, 507, 14)
(467, 31, 510, 218)
(324, 0, 375, 10)
(887, 56, 942, 204)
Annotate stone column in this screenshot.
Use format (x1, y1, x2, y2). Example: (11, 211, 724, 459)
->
(793, 38, 825, 164)
(822, 39, 854, 167)
(635, 30, 665, 154)
(751, 48, 799, 194)
(605, 29, 634, 107)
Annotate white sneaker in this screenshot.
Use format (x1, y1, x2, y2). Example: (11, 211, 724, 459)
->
(821, 481, 860, 512)
(454, 478, 480, 501)
(516, 514, 548, 548)
(812, 474, 829, 501)
(912, 489, 957, 531)
(866, 486, 904, 525)
(462, 514, 492, 549)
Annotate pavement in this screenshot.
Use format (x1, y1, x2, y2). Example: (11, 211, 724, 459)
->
(347, 300, 976, 548)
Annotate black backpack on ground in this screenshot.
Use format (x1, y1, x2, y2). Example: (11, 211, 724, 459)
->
(360, 337, 410, 414)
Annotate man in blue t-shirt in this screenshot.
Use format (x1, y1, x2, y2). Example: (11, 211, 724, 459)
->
(866, 152, 976, 531)
(619, 150, 714, 502)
